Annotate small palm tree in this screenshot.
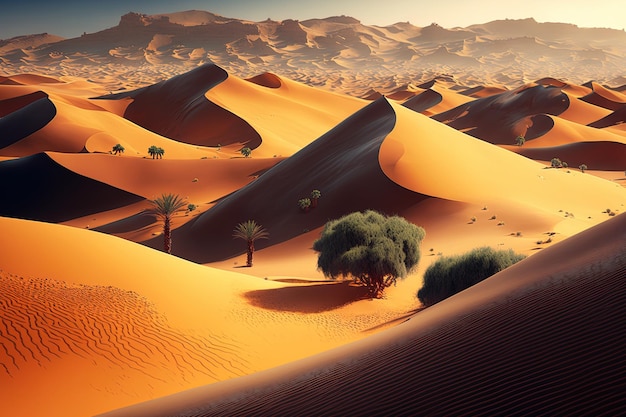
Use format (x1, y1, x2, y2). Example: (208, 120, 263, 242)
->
(150, 193, 188, 254)
(233, 220, 269, 267)
(515, 135, 525, 146)
(579, 164, 587, 173)
(298, 198, 311, 212)
(156, 147, 165, 159)
(310, 189, 321, 208)
(112, 143, 125, 155)
(240, 147, 252, 158)
(148, 145, 159, 159)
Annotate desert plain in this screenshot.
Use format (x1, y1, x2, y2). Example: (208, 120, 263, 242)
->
(0, 9, 625, 417)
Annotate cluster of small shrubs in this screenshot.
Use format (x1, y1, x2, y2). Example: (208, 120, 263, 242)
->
(417, 247, 526, 307)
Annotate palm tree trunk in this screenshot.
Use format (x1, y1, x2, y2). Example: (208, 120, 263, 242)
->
(163, 217, 172, 254)
(246, 241, 254, 267)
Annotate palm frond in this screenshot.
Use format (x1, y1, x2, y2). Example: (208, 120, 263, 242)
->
(233, 220, 269, 241)
(150, 193, 188, 218)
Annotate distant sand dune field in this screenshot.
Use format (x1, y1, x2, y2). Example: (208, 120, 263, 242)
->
(0, 22, 625, 415)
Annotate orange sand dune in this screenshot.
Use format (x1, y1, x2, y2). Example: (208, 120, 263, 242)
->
(2, 63, 626, 417)
(203, 69, 368, 158)
(0, 215, 410, 417)
(521, 114, 626, 148)
(0, 83, 218, 158)
(508, 141, 626, 171)
(168, 98, 427, 263)
(98, 64, 261, 149)
(588, 105, 626, 129)
(381, 101, 626, 214)
(459, 84, 508, 98)
(432, 83, 570, 143)
(581, 81, 626, 110)
(98, 212, 626, 417)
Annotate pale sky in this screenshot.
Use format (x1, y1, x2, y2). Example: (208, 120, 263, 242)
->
(1, 0, 624, 40)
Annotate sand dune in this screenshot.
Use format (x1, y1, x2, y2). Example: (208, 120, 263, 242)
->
(1, 58, 625, 417)
(2, 12, 626, 95)
(0, 152, 143, 222)
(98, 212, 626, 417)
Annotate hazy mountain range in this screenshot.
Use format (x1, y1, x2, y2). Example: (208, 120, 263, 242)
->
(1, 10, 625, 95)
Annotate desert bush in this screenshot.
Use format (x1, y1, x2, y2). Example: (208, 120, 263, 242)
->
(579, 164, 587, 173)
(112, 143, 125, 155)
(240, 147, 252, 158)
(417, 247, 525, 307)
(551, 157, 562, 168)
(187, 203, 197, 212)
(313, 210, 425, 298)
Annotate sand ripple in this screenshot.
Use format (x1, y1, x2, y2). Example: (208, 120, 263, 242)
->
(0, 272, 248, 382)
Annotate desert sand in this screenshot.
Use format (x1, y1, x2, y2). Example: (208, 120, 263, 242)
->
(1, 10, 626, 417)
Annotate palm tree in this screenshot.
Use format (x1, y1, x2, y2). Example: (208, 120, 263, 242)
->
(150, 193, 188, 254)
(579, 164, 587, 173)
(240, 147, 252, 158)
(156, 147, 165, 159)
(233, 220, 269, 267)
(310, 189, 321, 208)
(515, 135, 525, 146)
(148, 145, 159, 159)
(298, 198, 311, 212)
(112, 143, 125, 155)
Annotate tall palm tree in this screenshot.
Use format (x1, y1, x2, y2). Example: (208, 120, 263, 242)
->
(112, 143, 125, 155)
(233, 220, 269, 267)
(150, 193, 187, 254)
(156, 147, 165, 159)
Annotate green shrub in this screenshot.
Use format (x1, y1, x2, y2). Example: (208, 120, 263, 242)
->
(417, 247, 525, 307)
(313, 210, 425, 298)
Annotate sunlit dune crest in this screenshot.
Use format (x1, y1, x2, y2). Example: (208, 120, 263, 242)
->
(0, 14, 625, 416)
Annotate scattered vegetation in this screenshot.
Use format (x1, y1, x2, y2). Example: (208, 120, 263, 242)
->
(313, 210, 425, 298)
(551, 157, 564, 168)
(187, 203, 197, 212)
(579, 164, 587, 173)
(112, 143, 125, 155)
(240, 147, 252, 158)
(150, 193, 188, 254)
(515, 135, 525, 146)
(470, 216, 477, 223)
(233, 220, 269, 267)
(417, 247, 526, 307)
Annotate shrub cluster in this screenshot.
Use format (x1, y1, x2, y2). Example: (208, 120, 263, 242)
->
(417, 247, 525, 307)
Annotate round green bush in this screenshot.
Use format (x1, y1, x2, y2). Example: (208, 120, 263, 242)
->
(417, 247, 525, 307)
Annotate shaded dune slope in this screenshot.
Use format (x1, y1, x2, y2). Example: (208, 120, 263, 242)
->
(432, 84, 569, 143)
(588, 105, 626, 129)
(99, 64, 261, 149)
(170, 98, 427, 263)
(401, 89, 442, 113)
(512, 141, 626, 170)
(0, 153, 143, 222)
(103, 213, 626, 417)
(0, 92, 56, 149)
(581, 82, 626, 111)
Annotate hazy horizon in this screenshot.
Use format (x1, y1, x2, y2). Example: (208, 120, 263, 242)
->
(1, 0, 625, 40)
